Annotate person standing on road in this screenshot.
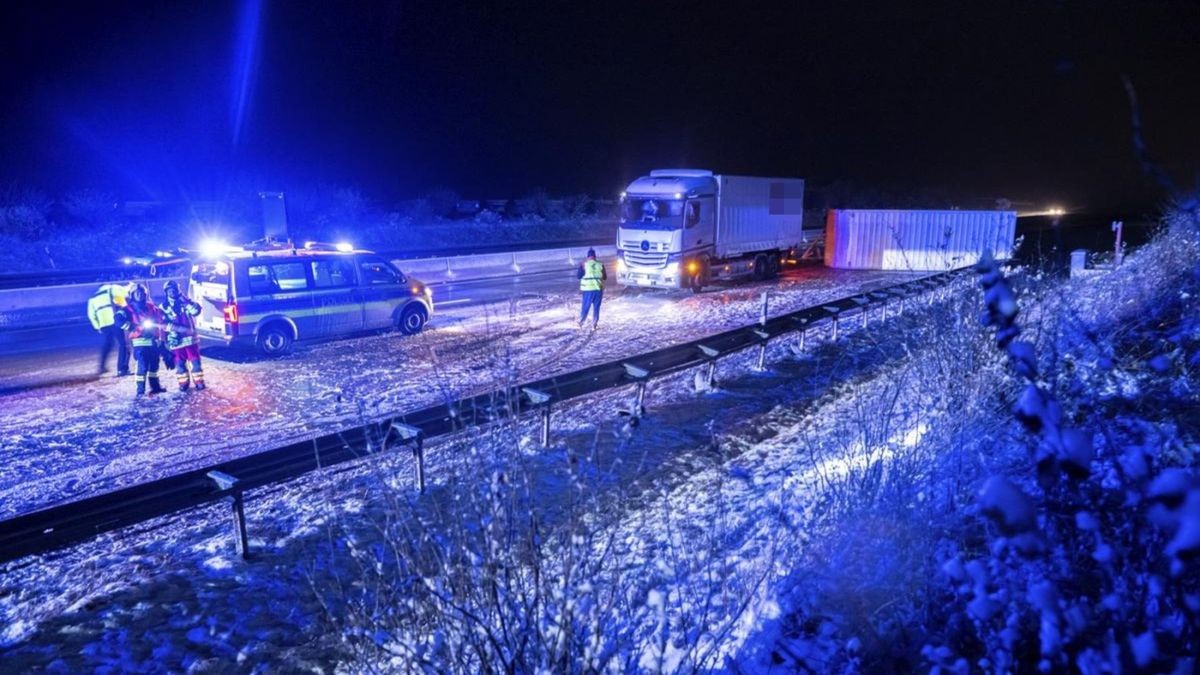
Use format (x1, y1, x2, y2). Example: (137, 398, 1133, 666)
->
(161, 280, 206, 391)
(120, 283, 167, 397)
(87, 282, 131, 376)
(577, 248, 607, 328)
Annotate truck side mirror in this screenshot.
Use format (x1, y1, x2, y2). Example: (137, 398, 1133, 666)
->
(685, 202, 701, 228)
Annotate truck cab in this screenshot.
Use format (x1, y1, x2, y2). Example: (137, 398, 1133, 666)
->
(616, 169, 805, 292)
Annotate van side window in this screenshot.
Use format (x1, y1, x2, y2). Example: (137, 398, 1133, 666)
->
(248, 262, 308, 294)
(310, 259, 357, 288)
(359, 256, 402, 285)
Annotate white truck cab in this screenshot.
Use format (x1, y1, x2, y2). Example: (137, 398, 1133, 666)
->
(616, 169, 806, 292)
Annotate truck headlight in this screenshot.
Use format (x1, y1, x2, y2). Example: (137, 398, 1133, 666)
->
(616, 258, 625, 273)
(664, 261, 679, 274)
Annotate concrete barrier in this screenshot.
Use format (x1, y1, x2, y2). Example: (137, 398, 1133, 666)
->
(396, 245, 616, 278)
(0, 245, 617, 332)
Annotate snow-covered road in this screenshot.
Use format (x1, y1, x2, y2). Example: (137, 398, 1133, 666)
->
(0, 267, 917, 519)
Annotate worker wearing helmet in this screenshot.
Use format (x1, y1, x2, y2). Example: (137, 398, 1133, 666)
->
(161, 280, 206, 391)
(87, 282, 131, 376)
(119, 283, 167, 397)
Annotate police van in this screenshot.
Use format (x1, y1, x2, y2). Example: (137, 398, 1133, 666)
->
(188, 241, 433, 356)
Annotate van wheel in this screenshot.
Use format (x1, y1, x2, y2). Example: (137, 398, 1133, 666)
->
(257, 324, 294, 356)
(397, 304, 428, 335)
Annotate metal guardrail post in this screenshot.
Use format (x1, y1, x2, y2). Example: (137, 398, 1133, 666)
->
(752, 329, 770, 371)
(697, 344, 720, 389)
(852, 296, 870, 328)
(791, 315, 810, 353)
(522, 387, 553, 447)
(823, 306, 841, 341)
(206, 470, 250, 560)
(870, 291, 890, 322)
(392, 423, 425, 493)
(622, 363, 651, 423)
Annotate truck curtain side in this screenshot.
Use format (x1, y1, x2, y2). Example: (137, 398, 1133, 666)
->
(616, 169, 805, 292)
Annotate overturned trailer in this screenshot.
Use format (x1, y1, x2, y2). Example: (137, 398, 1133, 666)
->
(825, 209, 1016, 271)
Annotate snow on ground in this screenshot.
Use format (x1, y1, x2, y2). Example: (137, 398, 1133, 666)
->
(0, 266, 918, 518)
(0, 269, 961, 671)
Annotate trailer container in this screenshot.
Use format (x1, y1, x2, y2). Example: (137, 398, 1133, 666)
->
(824, 209, 1016, 271)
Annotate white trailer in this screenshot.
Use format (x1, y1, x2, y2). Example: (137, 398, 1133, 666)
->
(824, 209, 1016, 271)
(616, 169, 807, 292)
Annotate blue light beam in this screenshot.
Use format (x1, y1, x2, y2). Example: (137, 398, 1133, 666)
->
(231, 0, 264, 147)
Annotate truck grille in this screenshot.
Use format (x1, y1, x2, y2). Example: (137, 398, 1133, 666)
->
(621, 241, 669, 267)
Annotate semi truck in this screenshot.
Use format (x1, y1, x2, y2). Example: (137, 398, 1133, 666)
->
(615, 169, 807, 292)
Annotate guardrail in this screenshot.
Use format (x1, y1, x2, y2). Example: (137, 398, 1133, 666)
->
(0, 266, 972, 564)
(0, 239, 613, 291)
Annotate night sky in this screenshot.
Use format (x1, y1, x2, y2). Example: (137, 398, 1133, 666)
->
(1, 1, 1198, 210)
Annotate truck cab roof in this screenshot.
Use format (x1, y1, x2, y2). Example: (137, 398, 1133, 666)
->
(625, 169, 717, 198)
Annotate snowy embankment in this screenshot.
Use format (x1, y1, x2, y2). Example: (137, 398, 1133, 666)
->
(6, 222, 1193, 673)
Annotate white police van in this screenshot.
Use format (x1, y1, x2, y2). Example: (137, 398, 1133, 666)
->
(188, 241, 433, 356)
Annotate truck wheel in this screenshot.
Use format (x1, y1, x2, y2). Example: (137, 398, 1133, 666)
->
(766, 254, 781, 278)
(396, 304, 428, 335)
(257, 323, 294, 357)
(753, 254, 770, 281)
(689, 258, 708, 293)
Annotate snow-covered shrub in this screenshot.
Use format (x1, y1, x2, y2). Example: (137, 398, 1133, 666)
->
(309, 335, 772, 672)
(924, 216, 1200, 672)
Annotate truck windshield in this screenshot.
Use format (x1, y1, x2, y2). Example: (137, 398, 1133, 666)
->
(621, 198, 683, 223)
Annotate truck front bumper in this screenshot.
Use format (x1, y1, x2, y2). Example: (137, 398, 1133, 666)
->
(618, 268, 682, 288)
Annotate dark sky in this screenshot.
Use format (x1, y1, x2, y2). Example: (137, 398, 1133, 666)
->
(1, 0, 1198, 210)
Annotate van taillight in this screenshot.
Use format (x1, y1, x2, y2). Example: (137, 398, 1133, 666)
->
(223, 304, 239, 324)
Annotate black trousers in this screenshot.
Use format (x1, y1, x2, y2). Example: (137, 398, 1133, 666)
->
(99, 325, 129, 374)
(133, 346, 163, 394)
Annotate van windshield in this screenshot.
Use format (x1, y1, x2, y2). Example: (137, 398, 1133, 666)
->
(191, 261, 230, 286)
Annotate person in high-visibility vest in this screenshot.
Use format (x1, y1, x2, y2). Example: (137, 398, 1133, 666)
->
(87, 282, 131, 376)
(161, 280, 206, 391)
(576, 248, 607, 329)
(119, 283, 168, 397)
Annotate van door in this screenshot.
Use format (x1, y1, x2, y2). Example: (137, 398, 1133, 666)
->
(307, 257, 363, 336)
(355, 254, 407, 329)
(189, 260, 235, 339)
(246, 261, 314, 337)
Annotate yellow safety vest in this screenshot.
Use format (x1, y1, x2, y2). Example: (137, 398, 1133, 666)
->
(580, 259, 604, 292)
(87, 284, 128, 330)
